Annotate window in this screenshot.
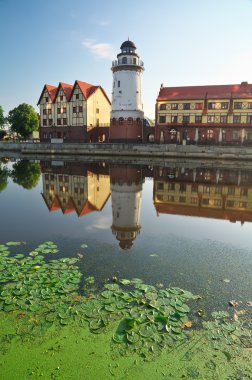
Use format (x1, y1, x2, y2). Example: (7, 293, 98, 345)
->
(60, 95, 63, 101)
(43, 119, 47, 126)
(73, 106, 77, 113)
(133, 58, 137, 64)
(208, 102, 215, 109)
(171, 103, 178, 110)
(76, 94, 79, 100)
(119, 117, 124, 125)
(63, 118, 67, 125)
(196, 103, 203, 110)
(45, 97, 49, 102)
(63, 107, 66, 113)
(96, 119, 99, 126)
(96, 108, 99, 114)
(214, 199, 222, 207)
(207, 129, 214, 139)
(203, 186, 210, 193)
(228, 187, 235, 195)
(215, 186, 222, 194)
(168, 183, 175, 191)
(226, 200, 234, 207)
(49, 119, 53, 125)
(159, 116, 166, 123)
(234, 102, 242, 109)
(179, 196, 186, 203)
(191, 184, 198, 193)
(57, 118, 62, 125)
(239, 202, 247, 208)
(240, 187, 248, 196)
(232, 131, 240, 140)
(157, 182, 164, 191)
(183, 103, 190, 110)
(168, 195, 175, 202)
(48, 108, 52, 114)
(221, 102, 229, 109)
(79, 106, 83, 113)
(191, 197, 198, 204)
(171, 116, 178, 123)
(179, 184, 186, 192)
(112, 118, 116, 125)
(202, 198, 209, 205)
(248, 103, 252, 109)
(57, 108, 61, 114)
(195, 116, 202, 123)
(119, 90, 122, 93)
(160, 104, 166, 110)
(43, 109, 47, 115)
(127, 117, 133, 124)
(207, 116, 215, 123)
(247, 116, 252, 123)
(122, 57, 127, 64)
(118, 81, 120, 88)
(220, 116, 227, 123)
(233, 115, 241, 123)
(183, 116, 189, 124)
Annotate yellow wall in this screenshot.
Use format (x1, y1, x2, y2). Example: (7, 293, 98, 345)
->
(87, 88, 111, 127)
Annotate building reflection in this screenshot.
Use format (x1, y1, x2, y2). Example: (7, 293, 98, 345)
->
(153, 166, 252, 224)
(41, 161, 110, 217)
(110, 166, 144, 249)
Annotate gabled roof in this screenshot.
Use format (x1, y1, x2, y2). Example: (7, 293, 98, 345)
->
(37, 84, 58, 105)
(72, 80, 111, 104)
(55, 82, 74, 101)
(78, 200, 98, 217)
(157, 82, 252, 101)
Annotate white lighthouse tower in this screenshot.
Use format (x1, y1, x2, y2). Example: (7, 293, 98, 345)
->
(110, 40, 145, 142)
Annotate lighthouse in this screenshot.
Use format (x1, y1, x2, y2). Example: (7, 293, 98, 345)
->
(110, 166, 143, 250)
(110, 40, 145, 143)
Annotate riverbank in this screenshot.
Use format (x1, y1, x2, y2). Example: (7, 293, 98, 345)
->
(1, 142, 252, 161)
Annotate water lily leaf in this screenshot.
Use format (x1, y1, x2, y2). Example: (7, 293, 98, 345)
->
(126, 331, 139, 343)
(89, 319, 102, 330)
(5, 242, 22, 246)
(104, 283, 120, 291)
(113, 331, 125, 343)
(119, 279, 131, 285)
(145, 291, 158, 301)
(101, 290, 113, 299)
(139, 324, 155, 338)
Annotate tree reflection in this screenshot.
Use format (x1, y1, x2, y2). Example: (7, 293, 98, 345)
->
(11, 160, 41, 190)
(0, 164, 9, 193)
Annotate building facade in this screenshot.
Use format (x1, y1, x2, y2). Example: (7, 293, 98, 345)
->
(156, 82, 252, 145)
(110, 40, 145, 143)
(38, 81, 111, 142)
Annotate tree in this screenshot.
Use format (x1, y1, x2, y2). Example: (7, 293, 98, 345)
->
(0, 164, 9, 193)
(11, 160, 41, 190)
(8, 103, 39, 138)
(0, 105, 5, 129)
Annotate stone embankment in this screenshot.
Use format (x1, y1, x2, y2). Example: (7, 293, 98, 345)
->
(1, 142, 252, 160)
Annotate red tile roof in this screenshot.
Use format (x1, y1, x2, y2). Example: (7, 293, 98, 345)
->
(38, 81, 111, 105)
(157, 82, 252, 101)
(78, 201, 98, 217)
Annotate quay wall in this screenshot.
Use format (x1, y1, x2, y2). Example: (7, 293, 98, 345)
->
(1, 142, 252, 160)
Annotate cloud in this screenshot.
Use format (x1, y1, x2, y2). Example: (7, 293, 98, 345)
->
(85, 216, 111, 231)
(82, 39, 114, 59)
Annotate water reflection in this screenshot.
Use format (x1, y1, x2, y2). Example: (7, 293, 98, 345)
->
(154, 166, 252, 224)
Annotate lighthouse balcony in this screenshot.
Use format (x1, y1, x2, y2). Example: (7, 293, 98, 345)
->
(112, 58, 144, 67)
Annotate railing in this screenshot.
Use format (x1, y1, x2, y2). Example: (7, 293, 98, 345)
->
(112, 59, 144, 67)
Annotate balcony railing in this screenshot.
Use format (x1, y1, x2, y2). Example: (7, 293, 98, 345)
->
(112, 59, 144, 67)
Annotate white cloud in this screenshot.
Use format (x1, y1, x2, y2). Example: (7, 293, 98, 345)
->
(85, 216, 111, 231)
(82, 39, 114, 60)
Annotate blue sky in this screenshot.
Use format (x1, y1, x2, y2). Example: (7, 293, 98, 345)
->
(1, 0, 252, 118)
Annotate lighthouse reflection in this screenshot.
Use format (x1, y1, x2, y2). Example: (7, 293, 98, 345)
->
(110, 165, 143, 249)
(40, 160, 252, 250)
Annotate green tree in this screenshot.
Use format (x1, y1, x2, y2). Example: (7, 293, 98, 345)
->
(8, 103, 39, 138)
(0, 164, 9, 193)
(0, 105, 5, 129)
(11, 160, 41, 190)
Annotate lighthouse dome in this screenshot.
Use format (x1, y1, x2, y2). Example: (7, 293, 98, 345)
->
(120, 40, 136, 49)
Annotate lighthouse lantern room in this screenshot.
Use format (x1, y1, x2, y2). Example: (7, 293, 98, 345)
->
(110, 40, 145, 143)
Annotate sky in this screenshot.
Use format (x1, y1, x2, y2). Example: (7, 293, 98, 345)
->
(1, 0, 252, 119)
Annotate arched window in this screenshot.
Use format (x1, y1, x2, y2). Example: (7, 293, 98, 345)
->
(136, 118, 141, 124)
(127, 117, 133, 124)
(119, 117, 124, 125)
(99, 133, 106, 142)
(112, 118, 116, 125)
(148, 133, 155, 143)
(122, 57, 127, 64)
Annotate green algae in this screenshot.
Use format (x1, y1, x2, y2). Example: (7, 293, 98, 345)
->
(0, 241, 252, 379)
